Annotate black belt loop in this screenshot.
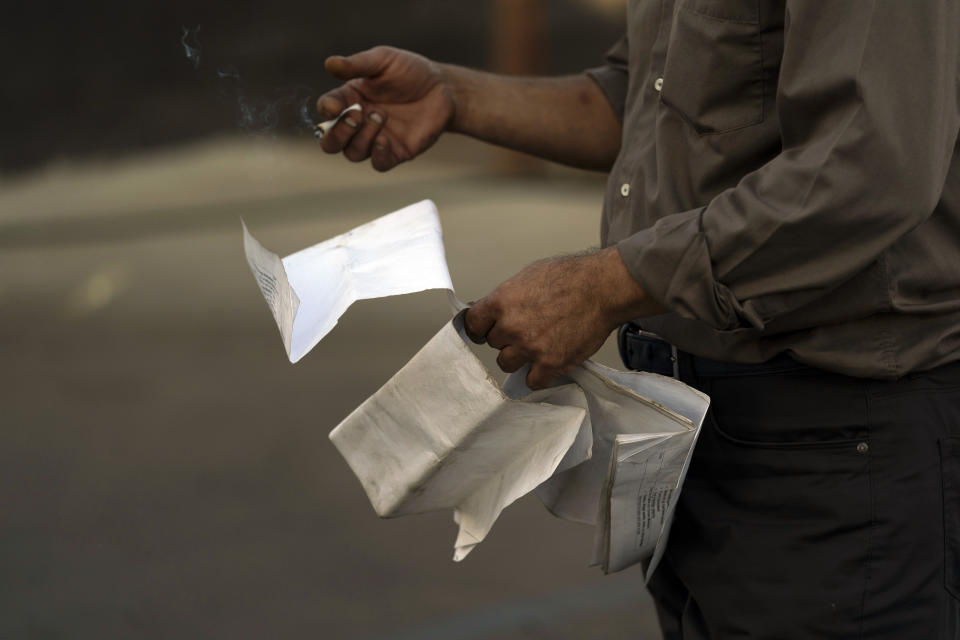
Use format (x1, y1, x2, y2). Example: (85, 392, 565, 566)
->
(675, 349, 697, 386)
(616, 322, 632, 365)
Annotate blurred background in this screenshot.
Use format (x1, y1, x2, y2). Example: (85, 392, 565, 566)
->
(0, 1, 666, 638)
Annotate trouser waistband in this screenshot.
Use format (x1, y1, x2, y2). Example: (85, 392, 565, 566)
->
(617, 322, 806, 379)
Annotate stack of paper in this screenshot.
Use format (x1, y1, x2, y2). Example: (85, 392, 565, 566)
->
(242, 200, 709, 577)
(506, 362, 704, 574)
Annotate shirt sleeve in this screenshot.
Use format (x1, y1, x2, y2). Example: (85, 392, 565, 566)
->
(618, 0, 960, 331)
(587, 35, 629, 123)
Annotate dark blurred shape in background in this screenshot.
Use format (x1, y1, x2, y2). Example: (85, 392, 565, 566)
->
(1, 0, 623, 174)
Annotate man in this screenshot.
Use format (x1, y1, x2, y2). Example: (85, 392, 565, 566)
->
(316, 2, 960, 637)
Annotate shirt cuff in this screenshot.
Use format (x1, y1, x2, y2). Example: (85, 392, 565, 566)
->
(586, 66, 628, 123)
(616, 208, 765, 331)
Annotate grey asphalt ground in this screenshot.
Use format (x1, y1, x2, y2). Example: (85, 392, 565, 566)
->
(0, 135, 663, 639)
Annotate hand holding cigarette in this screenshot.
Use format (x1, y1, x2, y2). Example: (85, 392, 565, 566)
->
(315, 46, 456, 172)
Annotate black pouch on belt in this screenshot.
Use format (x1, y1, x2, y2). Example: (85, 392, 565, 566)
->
(616, 322, 679, 378)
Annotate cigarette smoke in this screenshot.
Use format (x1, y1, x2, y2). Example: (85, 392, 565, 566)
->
(180, 27, 317, 137)
(181, 25, 202, 70)
(298, 96, 315, 131)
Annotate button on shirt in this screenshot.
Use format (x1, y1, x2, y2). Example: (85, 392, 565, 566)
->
(588, 0, 960, 379)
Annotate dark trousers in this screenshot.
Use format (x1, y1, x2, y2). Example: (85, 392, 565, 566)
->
(618, 325, 960, 639)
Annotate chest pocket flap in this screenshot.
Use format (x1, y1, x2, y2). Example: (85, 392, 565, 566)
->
(660, 0, 764, 135)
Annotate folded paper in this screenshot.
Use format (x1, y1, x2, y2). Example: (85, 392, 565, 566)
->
(330, 314, 591, 561)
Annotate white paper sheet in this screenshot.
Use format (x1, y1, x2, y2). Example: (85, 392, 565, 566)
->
(242, 220, 300, 356)
(603, 428, 698, 573)
(243, 199, 461, 363)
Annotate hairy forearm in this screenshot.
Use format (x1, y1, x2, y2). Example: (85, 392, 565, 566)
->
(441, 65, 622, 171)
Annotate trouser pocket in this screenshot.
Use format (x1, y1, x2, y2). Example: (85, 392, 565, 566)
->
(942, 437, 960, 601)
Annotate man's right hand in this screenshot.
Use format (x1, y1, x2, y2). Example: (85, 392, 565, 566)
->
(317, 46, 455, 172)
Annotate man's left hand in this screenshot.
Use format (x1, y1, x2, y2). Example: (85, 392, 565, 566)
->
(464, 246, 664, 389)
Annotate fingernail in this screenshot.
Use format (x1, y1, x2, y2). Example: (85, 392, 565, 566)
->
(369, 111, 383, 125)
(344, 117, 359, 128)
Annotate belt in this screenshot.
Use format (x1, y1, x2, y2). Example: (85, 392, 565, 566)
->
(617, 322, 807, 379)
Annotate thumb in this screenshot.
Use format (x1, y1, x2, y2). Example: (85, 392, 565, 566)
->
(324, 47, 391, 80)
(464, 298, 496, 344)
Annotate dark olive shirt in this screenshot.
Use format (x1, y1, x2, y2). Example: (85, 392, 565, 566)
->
(589, 0, 960, 378)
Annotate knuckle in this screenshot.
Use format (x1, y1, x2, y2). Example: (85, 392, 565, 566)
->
(496, 318, 517, 338)
(516, 326, 537, 347)
(527, 341, 546, 360)
(470, 297, 489, 315)
(318, 92, 343, 114)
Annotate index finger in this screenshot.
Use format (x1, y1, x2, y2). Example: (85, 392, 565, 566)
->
(316, 90, 350, 120)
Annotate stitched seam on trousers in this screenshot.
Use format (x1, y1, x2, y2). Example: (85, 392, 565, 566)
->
(710, 422, 863, 449)
(692, 364, 812, 379)
(869, 384, 960, 401)
(942, 441, 951, 601)
(858, 387, 876, 640)
(942, 438, 960, 602)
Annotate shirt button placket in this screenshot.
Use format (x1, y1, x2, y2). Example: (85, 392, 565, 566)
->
(620, 183, 631, 198)
(654, 77, 664, 92)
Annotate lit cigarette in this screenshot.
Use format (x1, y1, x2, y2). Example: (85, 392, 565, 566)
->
(314, 103, 363, 139)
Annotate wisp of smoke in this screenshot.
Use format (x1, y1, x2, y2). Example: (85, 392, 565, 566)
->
(180, 28, 318, 137)
(216, 67, 240, 81)
(221, 71, 315, 136)
(181, 25, 202, 70)
(299, 96, 316, 130)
